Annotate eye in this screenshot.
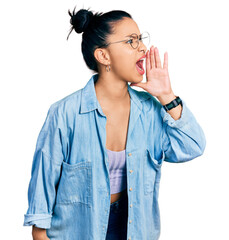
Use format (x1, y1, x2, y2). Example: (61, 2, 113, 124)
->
(126, 39, 134, 44)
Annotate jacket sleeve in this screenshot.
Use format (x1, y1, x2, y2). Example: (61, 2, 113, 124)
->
(23, 105, 65, 228)
(159, 98, 206, 163)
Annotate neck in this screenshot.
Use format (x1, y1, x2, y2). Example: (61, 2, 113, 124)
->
(95, 73, 130, 102)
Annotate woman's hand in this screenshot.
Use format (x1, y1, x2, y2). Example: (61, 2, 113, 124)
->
(32, 225, 50, 240)
(130, 46, 173, 97)
(130, 45, 182, 120)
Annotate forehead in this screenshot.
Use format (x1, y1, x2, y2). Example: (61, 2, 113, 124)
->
(111, 17, 141, 38)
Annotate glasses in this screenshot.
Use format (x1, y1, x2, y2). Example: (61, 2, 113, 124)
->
(97, 31, 150, 49)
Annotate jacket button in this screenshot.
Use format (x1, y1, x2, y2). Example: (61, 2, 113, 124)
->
(128, 237, 131, 240)
(129, 220, 132, 223)
(129, 187, 132, 191)
(129, 170, 133, 173)
(130, 204, 133, 207)
(128, 153, 132, 156)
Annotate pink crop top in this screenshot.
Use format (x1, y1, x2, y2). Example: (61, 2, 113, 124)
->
(106, 148, 127, 194)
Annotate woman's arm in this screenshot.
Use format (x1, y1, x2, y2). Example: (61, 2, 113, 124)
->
(159, 98, 206, 162)
(23, 105, 66, 230)
(131, 46, 206, 162)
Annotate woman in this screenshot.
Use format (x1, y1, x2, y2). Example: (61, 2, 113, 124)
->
(24, 7, 206, 240)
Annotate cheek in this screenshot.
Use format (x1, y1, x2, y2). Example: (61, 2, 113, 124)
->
(112, 54, 135, 71)
(110, 47, 136, 73)
(113, 59, 134, 74)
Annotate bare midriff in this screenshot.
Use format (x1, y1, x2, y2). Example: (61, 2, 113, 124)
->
(110, 189, 127, 204)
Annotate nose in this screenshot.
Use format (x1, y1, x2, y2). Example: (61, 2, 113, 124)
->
(138, 41, 147, 54)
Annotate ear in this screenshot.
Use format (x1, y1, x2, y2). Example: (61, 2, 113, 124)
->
(94, 48, 110, 66)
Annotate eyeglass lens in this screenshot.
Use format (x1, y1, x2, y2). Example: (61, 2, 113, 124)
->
(131, 32, 150, 49)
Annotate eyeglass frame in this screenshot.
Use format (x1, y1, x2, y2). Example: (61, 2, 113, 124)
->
(96, 31, 150, 49)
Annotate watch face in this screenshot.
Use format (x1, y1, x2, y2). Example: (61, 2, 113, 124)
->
(168, 103, 174, 107)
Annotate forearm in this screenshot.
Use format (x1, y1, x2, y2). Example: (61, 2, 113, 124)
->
(32, 226, 50, 240)
(157, 91, 182, 120)
(159, 96, 206, 162)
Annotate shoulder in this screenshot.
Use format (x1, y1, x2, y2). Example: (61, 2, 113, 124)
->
(47, 88, 83, 121)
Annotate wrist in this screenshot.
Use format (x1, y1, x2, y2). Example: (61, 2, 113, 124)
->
(157, 91, 176, 105)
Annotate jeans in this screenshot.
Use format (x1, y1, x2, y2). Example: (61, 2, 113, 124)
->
(106, 190, 128, 240)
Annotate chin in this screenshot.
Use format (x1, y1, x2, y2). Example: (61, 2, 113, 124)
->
(136, 75, 144, 82)
(128, 72, 143, 84)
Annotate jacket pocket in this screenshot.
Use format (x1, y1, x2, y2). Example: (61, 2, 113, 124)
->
(56, 161, 92, 207)
(144, 149, 164, 195)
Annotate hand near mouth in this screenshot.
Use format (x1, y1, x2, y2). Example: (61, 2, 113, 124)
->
(130, 46, 173, 98)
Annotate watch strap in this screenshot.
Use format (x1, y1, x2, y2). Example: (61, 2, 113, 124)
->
(163, 96, 182, 111)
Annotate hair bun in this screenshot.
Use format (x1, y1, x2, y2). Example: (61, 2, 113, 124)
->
(68, 8, 94, 34)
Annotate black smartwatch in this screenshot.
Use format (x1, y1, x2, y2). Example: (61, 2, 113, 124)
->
(163, 96, 182, 111)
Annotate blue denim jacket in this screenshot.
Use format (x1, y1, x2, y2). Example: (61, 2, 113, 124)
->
(23, 73, 206, 240)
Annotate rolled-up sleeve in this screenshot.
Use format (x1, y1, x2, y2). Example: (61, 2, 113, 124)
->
(23, 105, 65, 228)
(160, 99, 206, 163)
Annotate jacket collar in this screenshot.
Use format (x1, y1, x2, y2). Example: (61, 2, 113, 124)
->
(80, 73, 151, 115)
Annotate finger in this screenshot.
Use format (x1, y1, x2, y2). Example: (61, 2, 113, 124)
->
(150, 46, 155, 68)
(163, 52, 168, 69)
(154, 47, 162, 68)
(146, 50, 151, 70)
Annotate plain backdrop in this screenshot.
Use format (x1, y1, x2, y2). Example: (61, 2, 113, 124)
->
(1, 0, 228, 239)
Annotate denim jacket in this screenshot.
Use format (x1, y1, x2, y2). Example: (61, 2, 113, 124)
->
(23, 73, 206, 240)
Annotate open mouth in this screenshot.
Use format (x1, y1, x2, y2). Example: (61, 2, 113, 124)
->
(136, 59, 145, 75)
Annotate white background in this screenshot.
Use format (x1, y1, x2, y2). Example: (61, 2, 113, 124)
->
(1, 0, 228, 239)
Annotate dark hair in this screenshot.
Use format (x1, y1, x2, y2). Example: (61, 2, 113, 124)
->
(67, 6, 132, 73)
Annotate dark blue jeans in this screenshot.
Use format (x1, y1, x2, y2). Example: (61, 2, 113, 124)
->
(106, 191, 128, 240)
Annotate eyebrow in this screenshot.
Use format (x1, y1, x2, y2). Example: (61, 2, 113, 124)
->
(125, 33, 140, 38)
